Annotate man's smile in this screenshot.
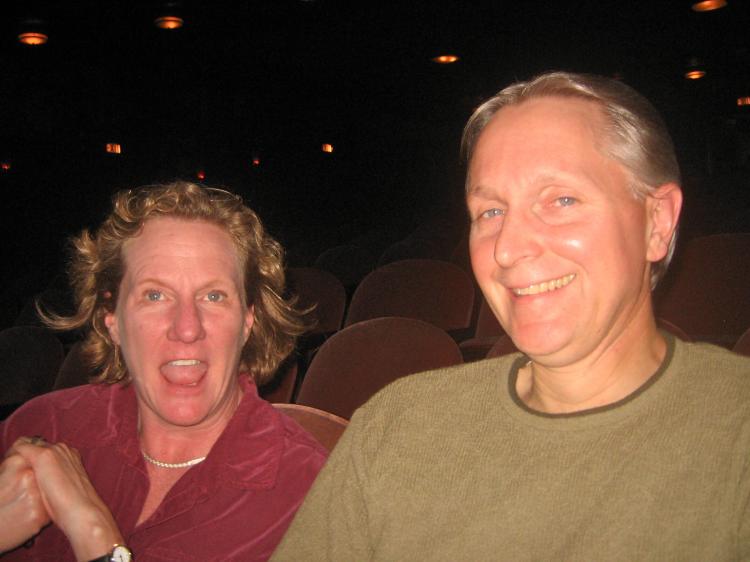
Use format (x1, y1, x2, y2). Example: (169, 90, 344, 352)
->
(511, 273, 576, 296)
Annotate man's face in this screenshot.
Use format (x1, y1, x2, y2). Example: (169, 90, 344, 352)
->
(105, 217, 254, 430)
(467, 97, 665, 367)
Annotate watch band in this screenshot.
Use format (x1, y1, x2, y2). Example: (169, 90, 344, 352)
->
(88, 544, 133, 562)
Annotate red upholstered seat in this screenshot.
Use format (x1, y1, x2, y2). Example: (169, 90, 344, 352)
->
(296, 316, 463, 419)
(655, 233, 750, 348)
(272, 403, 349, 452)
(286, 267, 346, 335)
(344, 259, 475, 333)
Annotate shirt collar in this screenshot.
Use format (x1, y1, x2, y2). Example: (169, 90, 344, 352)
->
(65, 376, 285, 490)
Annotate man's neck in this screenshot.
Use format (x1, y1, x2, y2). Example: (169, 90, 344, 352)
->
(516, 308, 667, 414)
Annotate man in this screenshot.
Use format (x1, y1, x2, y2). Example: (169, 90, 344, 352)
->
(272, 72, 750, 560)
(1, 182, 327, 561)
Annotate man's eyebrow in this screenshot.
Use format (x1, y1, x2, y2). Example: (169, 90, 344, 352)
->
(466, 184, 493, 198)
(467, 172, 568, 197)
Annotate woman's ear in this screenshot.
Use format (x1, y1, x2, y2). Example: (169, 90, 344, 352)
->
(104, 311, 121, 345)
(646, 183, 683, 263)
(243, 305, 255, 344)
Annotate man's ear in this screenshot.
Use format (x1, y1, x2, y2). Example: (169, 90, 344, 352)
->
(104, 311, 120, 345)
(646, 183, 683, 263)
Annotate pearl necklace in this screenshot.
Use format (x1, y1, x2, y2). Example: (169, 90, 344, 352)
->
(142, 450, 206, 469)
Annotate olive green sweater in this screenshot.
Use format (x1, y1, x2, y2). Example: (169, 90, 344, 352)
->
(272, 338, 750, 561)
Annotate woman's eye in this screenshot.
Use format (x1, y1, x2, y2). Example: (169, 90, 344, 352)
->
(206, 291, 225, 303)
(146, 290, 163, 302)
(556, 196, 577, 207)
(481, 208, 504, 219)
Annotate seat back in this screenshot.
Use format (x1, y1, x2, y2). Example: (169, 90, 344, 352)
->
(314, 244, 376, 293)
(474, 297, 504, 338)
(657, 317, 692, 342)
(54, 339, 94, 390)
(258, 355, 298, 404)
(345, 259, 475, 332)
(486, 334, 520, 359)
(297, 316, 463, 419)
(272, 403, 349, 452)
(655, 233, 750, 347)
(0, 326, 63, 410)
(733, 327, 750, 357)
(286, 267, 346, 334)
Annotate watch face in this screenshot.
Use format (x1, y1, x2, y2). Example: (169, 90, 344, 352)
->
(111, 545, 132, 562)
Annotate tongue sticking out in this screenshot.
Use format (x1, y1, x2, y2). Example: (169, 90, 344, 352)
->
(160, 360, 208, 385)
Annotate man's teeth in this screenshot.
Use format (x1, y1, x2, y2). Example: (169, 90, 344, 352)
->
(513, 274, 576, 296)
(168, 359, 201, 366)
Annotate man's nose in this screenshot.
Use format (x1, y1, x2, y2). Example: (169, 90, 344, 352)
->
(167, 299, 206, 342)
(493, 210, 541, 269)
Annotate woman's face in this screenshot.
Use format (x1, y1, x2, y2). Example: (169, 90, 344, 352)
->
(105, 217, 254, 432)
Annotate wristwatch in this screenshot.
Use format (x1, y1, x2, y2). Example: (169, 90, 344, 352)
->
(89, 544, 133, 562)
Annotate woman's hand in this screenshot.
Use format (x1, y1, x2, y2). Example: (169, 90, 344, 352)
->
(0, 443, 50, 553)
(9, 437, 125, 562)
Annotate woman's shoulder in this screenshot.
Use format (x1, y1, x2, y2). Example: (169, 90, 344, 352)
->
(1, 383, 125, 449)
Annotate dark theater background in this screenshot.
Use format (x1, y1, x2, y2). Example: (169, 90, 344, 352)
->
(1, 0, 749, 327)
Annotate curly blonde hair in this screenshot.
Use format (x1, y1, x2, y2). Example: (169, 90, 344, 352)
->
(42, 181, 306, 385)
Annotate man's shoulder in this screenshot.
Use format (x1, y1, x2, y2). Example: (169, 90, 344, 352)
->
(375, 353, 518, 401)
(676, 339, 750, 381)
(348, 353, 521, 437)
(671, 339, 750, 412)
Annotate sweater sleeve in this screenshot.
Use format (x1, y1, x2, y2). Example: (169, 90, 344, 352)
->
(739, 440, 750, 560)
(271, 407, 375, 561)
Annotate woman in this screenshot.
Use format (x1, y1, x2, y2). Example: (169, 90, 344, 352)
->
(1, 182, 327, 561)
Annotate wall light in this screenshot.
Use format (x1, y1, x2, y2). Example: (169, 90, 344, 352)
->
(197, 169, 206, 180)
(685, 69, 706, 80)
(692, 0, 727, 12)
(321, 143, 334, 153)
(1, 162, 11, 172)
(105, 143, 122, 154)
(738, 97, 750, 106)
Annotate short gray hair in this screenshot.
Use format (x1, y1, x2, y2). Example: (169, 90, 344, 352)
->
(461, 71, 681, 288)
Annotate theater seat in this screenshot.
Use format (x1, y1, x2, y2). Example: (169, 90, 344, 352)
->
(296, 316, 463, 419)
(273, 403, 348, 452)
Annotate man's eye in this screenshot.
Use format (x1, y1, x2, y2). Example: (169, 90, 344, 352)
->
(481, 208, 504, 219)
(206, 292, 225, 303)
(556, 196, 577, 207)
(146, 290, 163, 302)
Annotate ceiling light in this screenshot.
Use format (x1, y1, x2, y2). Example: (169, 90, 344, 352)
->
(692, 0, 727, 12)
(154, 16, 184, 30)
(432, 55, 460, 64)
(685, 57, 706, 80)
(18, 31, 48, 46)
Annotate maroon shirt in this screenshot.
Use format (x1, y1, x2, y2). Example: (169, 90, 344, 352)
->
(1, 378, 327, 561)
